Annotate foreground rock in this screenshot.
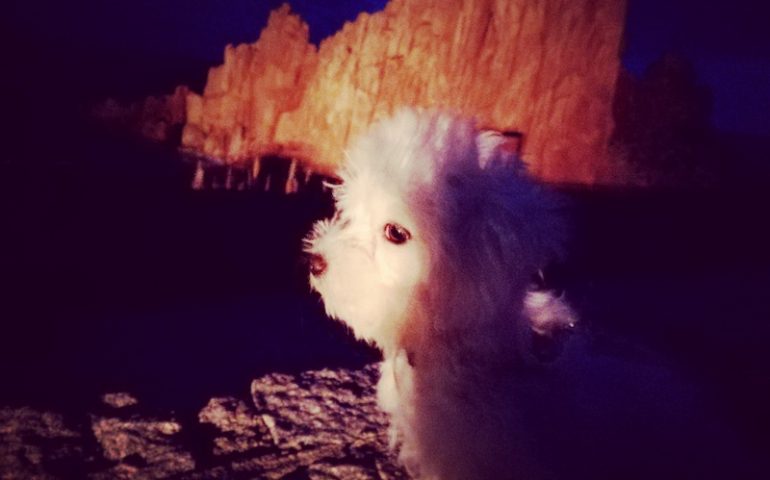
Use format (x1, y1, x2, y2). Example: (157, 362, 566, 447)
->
(0, 407, 86, 479)
(0, 365, 407, 479)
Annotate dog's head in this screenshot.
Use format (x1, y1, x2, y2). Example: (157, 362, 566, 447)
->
(305, 109, 567, 359)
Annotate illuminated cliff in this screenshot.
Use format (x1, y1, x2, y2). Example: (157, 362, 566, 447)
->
(182, 0, 627, 184)
(182, 5, 319, 165)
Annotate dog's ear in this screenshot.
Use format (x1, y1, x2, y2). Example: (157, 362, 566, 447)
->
(476, 130, 525, 172)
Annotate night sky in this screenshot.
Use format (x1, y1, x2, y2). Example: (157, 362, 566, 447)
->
(7, 0, 770, 136)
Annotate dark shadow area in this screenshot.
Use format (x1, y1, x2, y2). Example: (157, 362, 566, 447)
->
(560, 185, 770, 457)
(0, 122, 378, 416)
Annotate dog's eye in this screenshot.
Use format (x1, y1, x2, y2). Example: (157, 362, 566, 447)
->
(384, 223, 411, 245)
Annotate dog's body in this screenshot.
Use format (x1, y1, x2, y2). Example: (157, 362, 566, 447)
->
(305, 109, 751, 479)
(305, 109, 574, 478)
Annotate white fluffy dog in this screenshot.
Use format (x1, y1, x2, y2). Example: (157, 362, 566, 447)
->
(304, 109, 761, 480)
(304, 109, 576, 479)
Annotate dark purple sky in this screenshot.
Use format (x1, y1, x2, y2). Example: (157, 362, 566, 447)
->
(8, 0, 770, 135)
(624, 0, 770, 136)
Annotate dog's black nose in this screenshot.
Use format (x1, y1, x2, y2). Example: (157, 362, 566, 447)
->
(307, 253, 327, 276)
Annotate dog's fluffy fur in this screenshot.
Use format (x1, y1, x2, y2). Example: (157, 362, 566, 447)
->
(305, 109, 760, 480)
(305, 109, 577, 479)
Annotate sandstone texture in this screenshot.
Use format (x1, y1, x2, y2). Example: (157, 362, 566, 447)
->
(182, 4, 319, 168)
(0, 365, 406, 479)
(182, 0, 627, 185)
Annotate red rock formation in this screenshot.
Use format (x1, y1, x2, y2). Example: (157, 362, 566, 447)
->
(182, 0, 627, 185)
(182, 4, 319, 164)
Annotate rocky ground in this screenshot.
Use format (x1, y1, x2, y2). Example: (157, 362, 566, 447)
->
(0, 365, 407, 480)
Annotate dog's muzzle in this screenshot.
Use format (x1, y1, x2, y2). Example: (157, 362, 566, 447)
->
(307, 253, 327, 277)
